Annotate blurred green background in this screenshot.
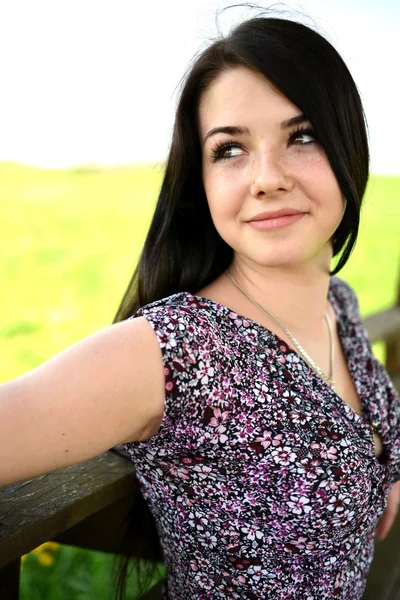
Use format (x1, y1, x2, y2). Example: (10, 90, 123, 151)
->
(1, 163, 399, 598)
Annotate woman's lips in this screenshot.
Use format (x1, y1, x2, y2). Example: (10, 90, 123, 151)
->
(248, 212, 306, 231)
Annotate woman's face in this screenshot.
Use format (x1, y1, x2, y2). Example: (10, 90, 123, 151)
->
(199, 66, 345, 271)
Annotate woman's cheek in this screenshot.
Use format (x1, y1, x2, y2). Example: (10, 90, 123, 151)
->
(211, 192, 243, 227)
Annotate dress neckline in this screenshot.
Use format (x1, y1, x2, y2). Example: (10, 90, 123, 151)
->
(176, 282, 383, 464)
(182, 277, 341, 359)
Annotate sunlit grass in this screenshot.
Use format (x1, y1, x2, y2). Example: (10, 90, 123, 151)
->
(0, 162, 163, 379)
(340, 174, 400, 314)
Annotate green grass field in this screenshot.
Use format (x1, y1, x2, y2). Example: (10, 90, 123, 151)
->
(0, 162, 164, 380)
(1, 162, 399, 598)
(19, 542, 164, 600)
(0, 163, 399, 380)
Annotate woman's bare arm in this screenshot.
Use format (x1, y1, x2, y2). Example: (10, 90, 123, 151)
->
(0, 316, 165, 487)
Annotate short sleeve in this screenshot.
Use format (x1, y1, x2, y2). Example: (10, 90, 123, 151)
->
(374, 357, 400, 484)
(123, 294, 212, 449)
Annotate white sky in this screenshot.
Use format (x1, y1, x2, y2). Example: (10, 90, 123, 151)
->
(0, 0, 399, 174)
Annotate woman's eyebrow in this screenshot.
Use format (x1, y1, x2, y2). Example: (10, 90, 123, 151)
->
(280, 114, 308, 129)
(202, 125, 249, 146)
(202, 114, 308, 146)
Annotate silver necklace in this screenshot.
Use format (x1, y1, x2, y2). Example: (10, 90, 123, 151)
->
(226, 268, 336, 391)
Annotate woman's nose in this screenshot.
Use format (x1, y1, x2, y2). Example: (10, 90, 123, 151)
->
(250, 150, 294, 198)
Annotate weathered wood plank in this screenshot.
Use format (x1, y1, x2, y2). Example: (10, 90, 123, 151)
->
(363, 307, 400, 344)
(54, 494, 134, 554)
(0, 450, 135, 569)
(386, 281, 400, 379)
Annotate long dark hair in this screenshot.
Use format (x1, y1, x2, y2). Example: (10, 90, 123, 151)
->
(113, 13, 370, 599)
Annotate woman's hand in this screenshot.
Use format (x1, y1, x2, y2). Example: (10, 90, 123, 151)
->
(375, 480, 400, 540)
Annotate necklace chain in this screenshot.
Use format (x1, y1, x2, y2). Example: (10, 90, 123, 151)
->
(226, 269, 336, 391)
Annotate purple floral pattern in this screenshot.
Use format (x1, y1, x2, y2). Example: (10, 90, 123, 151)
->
(123, 277, 400, 599)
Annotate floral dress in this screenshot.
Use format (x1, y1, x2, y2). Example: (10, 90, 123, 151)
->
(122, 277, 400, 600)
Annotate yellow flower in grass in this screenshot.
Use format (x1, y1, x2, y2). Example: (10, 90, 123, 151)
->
(40, 542, 60, 552)
(32, 542, 60, 555)
(37, 551, 54, 567)
(21, 541, 61, 568)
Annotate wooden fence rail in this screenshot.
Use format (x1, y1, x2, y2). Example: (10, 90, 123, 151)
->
(1, 281, 400, 600)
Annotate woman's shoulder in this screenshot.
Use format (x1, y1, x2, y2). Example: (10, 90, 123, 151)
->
(132, 292, 217, 339)
(134, 291, 212, 318)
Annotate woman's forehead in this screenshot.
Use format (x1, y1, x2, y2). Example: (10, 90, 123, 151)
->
(199, 67, 301, 140)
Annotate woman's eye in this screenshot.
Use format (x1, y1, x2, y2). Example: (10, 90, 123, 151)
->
(212, 143, 244, 161)
(290, 129, 316, 146)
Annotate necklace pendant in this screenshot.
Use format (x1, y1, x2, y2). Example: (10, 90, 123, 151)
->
(368, 420, 380, 434)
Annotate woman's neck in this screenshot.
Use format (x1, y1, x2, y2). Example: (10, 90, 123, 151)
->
(227, 257, 332, 340)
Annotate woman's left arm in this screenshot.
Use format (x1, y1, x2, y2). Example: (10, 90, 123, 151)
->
(375, 480, 400, 540)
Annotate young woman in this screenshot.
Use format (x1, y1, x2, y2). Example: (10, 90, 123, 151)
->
(1, 14, 399, 600)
